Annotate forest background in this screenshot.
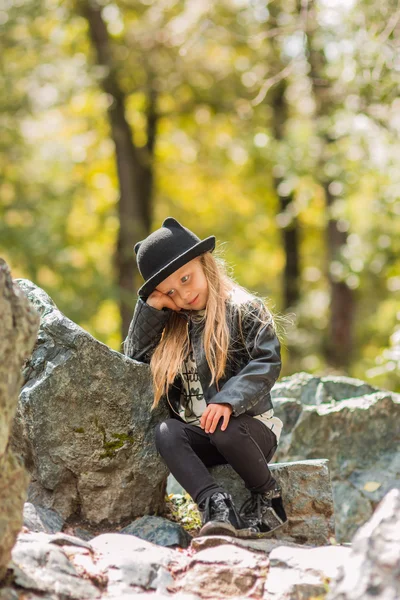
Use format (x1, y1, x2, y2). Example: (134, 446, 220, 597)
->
(1, 0, 399, 392)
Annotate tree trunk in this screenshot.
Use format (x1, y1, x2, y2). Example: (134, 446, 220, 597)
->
(305, 2, 355, 367)
(270, 81, 301, 310)
(78, 1, 155, 338)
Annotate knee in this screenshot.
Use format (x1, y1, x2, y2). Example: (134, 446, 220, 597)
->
(154, 418, 184, 455)
(209, 418, 244, 450)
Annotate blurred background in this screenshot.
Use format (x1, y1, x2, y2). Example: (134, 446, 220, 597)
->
(1, 0, 399, 391)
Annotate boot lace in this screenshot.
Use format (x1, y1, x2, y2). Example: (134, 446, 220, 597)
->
(239, 492, 264, 527)
(200, 492, 230, 523)
(239, 486, 282, 527)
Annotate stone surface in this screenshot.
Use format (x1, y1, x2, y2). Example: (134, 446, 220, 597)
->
(190, 534, 313, 554)
(23, 502, 64, 534)
(264, 544, 352, 599)
(211, 459, 335, 546)
(327, 487, 400, 600)
(121, 515, 192, 548)
(169, 544, 269, 598)
(0, 260, 40, 580)
(271, 372, 379, 406)
(10, 279, 170, 526)
(272, 373, 400, 542)
(90, 533, 178, 597)
(9, 536, 100, 598)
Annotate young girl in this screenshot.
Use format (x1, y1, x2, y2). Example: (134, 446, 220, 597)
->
(124, 217, 287, 538)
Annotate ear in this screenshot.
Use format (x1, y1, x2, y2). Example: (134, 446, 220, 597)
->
(134, 241, 141, 255)
(162, 216, 180, 228)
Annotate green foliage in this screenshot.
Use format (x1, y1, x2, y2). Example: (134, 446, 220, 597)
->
(164, 493, 202, 536)
(1, 0, 399, 391)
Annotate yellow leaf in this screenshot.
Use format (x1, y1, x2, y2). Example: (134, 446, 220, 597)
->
(364, 481, 381, 492)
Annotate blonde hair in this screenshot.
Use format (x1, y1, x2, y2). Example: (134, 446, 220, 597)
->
(149, 247, 281, 410)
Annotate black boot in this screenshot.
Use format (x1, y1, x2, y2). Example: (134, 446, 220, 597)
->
(197, 491, 245, 537)
(237, 483, 288, 538)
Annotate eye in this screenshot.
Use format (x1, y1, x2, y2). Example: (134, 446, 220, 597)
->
(167, 275, 189, 296)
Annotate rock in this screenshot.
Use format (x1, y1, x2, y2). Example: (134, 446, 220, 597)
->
(327, 487, 400, 600)
(272, 372, 378, 405)
(264, 543, 352, 599)
(15, 530, 94, 552)
(89, 533, 179, 597)
(9, 535, 100, 598)
(210, 459, 335, 546)
(168, 471, 186, 495)
(332, 481, 373, 542)
(70, 527, 95, 542)
(121, 515, 192, 548)
(23, 502, 64, 533)
(169, 544, 269, 598)
(273, 373, 400, 543)
(191, 534, 313, 554)
(0, 260, 40, 580)
(10, 279, 170, 526)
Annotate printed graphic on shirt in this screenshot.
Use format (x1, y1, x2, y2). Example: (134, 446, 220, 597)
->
(179, 345, 207, 426)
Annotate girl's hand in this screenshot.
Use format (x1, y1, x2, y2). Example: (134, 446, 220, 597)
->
(200, 403, 233, 433)
(146, 290, 182, 312)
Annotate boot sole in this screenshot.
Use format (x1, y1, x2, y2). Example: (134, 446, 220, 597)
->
(236, 518, 288, 539)
(198, 520, 239, 537)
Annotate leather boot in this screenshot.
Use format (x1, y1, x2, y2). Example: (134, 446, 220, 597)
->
(197, 491, 245, 537)
(237, 483, 288, 538)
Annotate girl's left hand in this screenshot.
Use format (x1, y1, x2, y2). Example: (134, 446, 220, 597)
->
(200, 403, 233, 433)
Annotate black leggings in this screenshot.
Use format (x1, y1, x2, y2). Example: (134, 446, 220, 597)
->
(154, 413, 278, 507)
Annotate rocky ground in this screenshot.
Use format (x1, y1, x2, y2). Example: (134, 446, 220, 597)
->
(1, 487, 398, 600)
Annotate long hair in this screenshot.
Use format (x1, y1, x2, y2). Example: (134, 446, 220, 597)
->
(149, 247, 281, 410)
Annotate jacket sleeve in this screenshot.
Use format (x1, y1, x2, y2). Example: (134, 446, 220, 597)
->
(123, 296, 174, 364)
(210, 300, 282, 417)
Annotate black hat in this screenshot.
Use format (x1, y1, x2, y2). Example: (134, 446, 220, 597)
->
(134, 217, 216, 299)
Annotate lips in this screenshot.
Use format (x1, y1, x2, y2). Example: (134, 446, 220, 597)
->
(189, 294, 199, 305)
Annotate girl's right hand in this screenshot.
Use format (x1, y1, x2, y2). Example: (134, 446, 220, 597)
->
(146, 290, 182, 312)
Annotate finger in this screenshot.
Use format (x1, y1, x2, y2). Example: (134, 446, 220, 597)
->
(204, 408, 217, 433)
(200, 407, 211, 429)
(208, 411, 223, 434)
(220, 410, 231, 431)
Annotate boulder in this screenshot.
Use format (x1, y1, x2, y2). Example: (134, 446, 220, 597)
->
(211, 459, 335, 546)
(327, 487, 400, 600)
(272, 373, 400, 542)
(121, 515, 192, 548)
(10, 279, 170, 526)
(0, 260, 40, 580)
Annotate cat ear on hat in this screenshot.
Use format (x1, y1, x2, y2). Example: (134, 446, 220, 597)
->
(134, 241, 142, 255)
(162, 216, 181, 228)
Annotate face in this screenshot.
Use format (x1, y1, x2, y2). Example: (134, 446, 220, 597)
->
(156, 257, 208, 310)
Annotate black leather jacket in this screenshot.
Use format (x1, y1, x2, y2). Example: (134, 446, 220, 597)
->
(123, 295, 281, 421)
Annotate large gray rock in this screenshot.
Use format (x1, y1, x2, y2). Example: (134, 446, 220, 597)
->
(11, 279, 170, 526)
(272, 373, 400, 542)
(121, 515, 192, 548)
(211, 459, 335, 546)
(327, 487, 400, 600)
(0, 260, 40, 580)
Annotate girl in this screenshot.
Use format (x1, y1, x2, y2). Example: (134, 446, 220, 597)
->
(124, 217, 287, 538)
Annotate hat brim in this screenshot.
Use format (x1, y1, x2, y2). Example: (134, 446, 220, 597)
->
(138, 236, 216, 300)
